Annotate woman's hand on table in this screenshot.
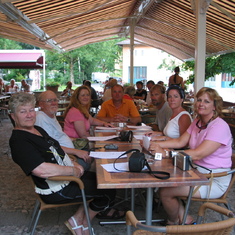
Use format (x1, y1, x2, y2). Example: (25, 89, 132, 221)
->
(103, 122, 114, 128)
(149, 142, 167, 158)
(145, 131, 163, 138)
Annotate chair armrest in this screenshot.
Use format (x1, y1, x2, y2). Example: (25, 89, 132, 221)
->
(198, 202, 235, 218)
(203, 168, 235, 178)
(126, 211, 139, 227)
(48, 175, 84, 190)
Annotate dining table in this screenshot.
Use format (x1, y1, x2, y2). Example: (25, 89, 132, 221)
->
(91, 127, 209, 231)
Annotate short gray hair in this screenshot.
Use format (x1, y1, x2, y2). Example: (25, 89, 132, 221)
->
(8, 92, 36, 113)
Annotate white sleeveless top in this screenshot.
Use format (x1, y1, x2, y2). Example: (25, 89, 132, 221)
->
(163, 111, 192, 139)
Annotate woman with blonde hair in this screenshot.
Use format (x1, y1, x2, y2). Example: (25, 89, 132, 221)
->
(149, 87, 232, 225)
(123, 85, 136, 100)
(64, 85, 112, 139)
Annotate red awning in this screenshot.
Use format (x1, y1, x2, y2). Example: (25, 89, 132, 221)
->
(0, 51, 44, 69)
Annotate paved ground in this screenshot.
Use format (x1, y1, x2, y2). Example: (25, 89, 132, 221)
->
(1, 118, 235, 235)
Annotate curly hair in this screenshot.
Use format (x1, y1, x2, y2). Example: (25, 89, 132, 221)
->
(8, 92, 36, 113)
(64, 85, 91, 119)
(193, 87, 223, 119)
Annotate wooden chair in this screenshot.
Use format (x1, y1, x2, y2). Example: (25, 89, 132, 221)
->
(126, 202, 235, 235)
(28, 176, 94, 235)
(179, 168, 235, 218)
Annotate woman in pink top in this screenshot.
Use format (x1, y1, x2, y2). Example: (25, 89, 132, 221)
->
(149, 87, 232, 225)
(64, 86, 112, 138)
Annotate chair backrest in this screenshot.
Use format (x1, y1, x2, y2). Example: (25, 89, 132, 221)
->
(219, 169, 235, 201)
(29, 176, 84, 210)
(126, 203, 235, 235)
(180, 168, 235, 206)
(28, 175, 93, 235)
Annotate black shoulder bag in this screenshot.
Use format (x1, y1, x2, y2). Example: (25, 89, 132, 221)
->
(113, 149, 170, 180)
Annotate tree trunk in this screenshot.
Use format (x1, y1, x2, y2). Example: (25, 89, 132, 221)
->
(70, 57, 74, 84)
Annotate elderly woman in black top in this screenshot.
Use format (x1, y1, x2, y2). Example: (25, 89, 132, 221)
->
(9, 92, 117, 235)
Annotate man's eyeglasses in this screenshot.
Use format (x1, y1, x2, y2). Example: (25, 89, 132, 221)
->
(42, 98, 59, 103)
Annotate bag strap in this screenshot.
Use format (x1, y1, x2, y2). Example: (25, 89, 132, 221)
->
(113, 149, 140, 172)
(113, 149, 170, 180)
(145, 160, 170, 180)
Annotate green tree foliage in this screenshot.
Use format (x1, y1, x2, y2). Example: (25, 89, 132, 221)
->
(158, 54, 182, 72)
(182, 52, 235, 86)
(0, 38, 22, 49)
(45, 39, 123, 85)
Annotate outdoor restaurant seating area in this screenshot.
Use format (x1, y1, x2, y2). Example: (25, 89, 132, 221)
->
(0, 86, 235, 235)
(1, 117, 235, 235)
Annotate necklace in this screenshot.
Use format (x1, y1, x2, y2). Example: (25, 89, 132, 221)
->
(196, 117, 213, 133)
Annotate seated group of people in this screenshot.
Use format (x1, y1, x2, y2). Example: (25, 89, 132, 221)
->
(8, 81, 233, 234)
(0, 78, 30, 93)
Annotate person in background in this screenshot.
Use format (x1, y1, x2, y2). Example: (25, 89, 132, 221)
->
(134, 81, 147, 101)
(157, 81, 164, 86)
(0, 78, 4, 94)
(35, 90, 91, 170)
(61, 81, 74, 97)
(146, 80, 155, 106)
(21, 79, 30, 92)
(149, 87, 232, 225)
(83, 80, 100, 108)
(97, 84, 141, 125)
(103, 77, 113, 92)
(168, 66, 185, 89)
(147, 85, 192, 141)
(8, 92, 118, 235)
(102, 78, 117, 102)
(150, 84, 172, 131)
(5, 79, 18, 92)
(64, 86, 112, 139)
(123, 86, 136, 100)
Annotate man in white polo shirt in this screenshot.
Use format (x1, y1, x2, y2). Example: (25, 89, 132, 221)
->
(35, 90, 91, 170)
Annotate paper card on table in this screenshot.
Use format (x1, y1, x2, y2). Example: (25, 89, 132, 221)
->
(95, 126, 119, 130)
(143, 136, 151, 150)
(89, 151, 127, 159)
(134, 134, 145, 140)
(87, 135, 118, 141)
(127, 125, 152, 130)
(101, 162, 129, 172)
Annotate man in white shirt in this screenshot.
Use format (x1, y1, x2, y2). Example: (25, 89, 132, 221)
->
(150, 84, 172, 131)
(35, 90, 91, 169)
